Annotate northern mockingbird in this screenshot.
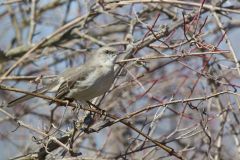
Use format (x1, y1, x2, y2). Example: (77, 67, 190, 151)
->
(8, 47, 118, 107)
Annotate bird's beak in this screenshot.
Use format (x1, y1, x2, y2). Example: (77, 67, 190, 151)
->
(118, 50, 126, 55)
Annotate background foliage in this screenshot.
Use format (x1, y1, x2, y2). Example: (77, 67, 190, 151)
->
(0, 0, 240, 159)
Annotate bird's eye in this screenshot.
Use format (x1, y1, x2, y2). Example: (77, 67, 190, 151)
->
(106, 50, 113, 54)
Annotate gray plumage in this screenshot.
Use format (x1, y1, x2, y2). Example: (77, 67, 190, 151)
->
(8, 47, 118, 107)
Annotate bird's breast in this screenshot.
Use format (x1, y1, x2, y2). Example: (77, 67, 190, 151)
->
(67, 66, 115, 101)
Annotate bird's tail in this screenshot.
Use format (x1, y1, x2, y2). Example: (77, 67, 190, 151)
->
(7, 87, 48, 107)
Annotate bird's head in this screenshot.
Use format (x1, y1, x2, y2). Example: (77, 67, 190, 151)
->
(94, 46, 118, 65)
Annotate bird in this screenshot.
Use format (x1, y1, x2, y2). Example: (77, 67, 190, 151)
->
(8, 46, 118, 107)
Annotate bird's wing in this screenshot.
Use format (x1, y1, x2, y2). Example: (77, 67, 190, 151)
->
(54, 65, 95, 99)
(54, 80, 75, 99)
